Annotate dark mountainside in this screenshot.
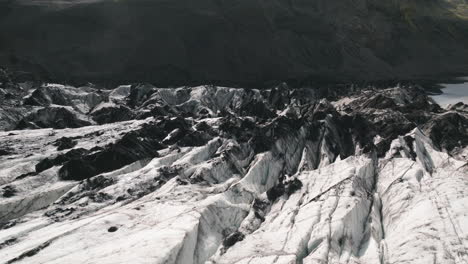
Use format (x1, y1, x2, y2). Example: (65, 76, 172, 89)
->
(1, 0, 468, 86)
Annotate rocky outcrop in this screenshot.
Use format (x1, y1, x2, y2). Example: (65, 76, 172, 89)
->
(423, 112, 468, 153)
(0, 69, 36, 130)
(15, 106, 92, 130)
(90, 105, 134, 124)
(0, 83, 466, 264)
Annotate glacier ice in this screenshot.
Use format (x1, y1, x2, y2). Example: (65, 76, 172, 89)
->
(0, 82, 467, 264)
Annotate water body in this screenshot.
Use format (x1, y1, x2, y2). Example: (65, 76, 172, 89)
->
(431, 77, 468, 106)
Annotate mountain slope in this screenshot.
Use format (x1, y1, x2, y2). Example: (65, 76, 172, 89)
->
(1, 0, 468, 85)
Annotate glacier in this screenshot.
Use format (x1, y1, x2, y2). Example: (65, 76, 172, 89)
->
(0, 77, 467, 264)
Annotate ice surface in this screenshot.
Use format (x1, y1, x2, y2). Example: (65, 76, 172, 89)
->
(0, 84, 467, 264)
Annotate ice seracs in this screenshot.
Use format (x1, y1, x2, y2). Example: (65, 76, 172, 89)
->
(0, 82, 467, 263)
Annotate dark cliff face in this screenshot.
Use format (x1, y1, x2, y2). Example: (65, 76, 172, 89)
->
(1, 0, 468, 86)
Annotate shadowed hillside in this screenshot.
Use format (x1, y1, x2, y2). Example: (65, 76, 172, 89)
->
(1, 0, 468, 86)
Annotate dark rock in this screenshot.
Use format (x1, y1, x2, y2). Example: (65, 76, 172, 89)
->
(91, 105, 134, 124)
(86, 145, 101, 152)
(127, 84, 155, 108)
(194, 121, 216, 136)
(402, 88, 443, 113)
(268, 84, 290, 110)
(197, 108, 210, 118)
(23, 87, 67, 106)
(158, 166, 181, 180)
(84, 176, 115, 191)
(361, 94, 397, 109)
(90, 192, 113, 203)
(178, 131, 212, 147)
(56, 176, 116, 206)
(0, 220, 17, 230)
(423, 112, 468, 152)
(23, 85, 103, 109)
(2, 185, 17, 198)
(15, 172, 38, 180)
(16, 107, 92, 130)
(0, 148, 11, 156)
(5, 241, 51, 264)
(14, 121, 40, 130)
(36, 148, 90, 173)
(375, 139, 392, 158)
(59, 158, 99, 181)
(403, 136, 417, 160)
(284, 178, 303, 195)
(157, 117, 191, 134)
(115, 196, 126, 202)
(188, 174, 205, 184)
(239, 99, 275, 119)
(252, 198, 269, 212)
(175, 178, 189, 185)
(108, 226, 118, 232)
(0, 237, 17, 250)
(222, 231, 245, 248)
(448, 102, 468, 113)
(59, 124, 164, 181)
(268, 175, 303, 201)
(44, 207, 75, 218)
(54, 137, 77, 151)
(266, 184, 285, 202)
(252, 198, 269, 222)
(249, 134, 274, 154)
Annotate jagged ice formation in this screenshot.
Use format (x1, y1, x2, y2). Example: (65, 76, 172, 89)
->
(0, 79, 467, 264)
